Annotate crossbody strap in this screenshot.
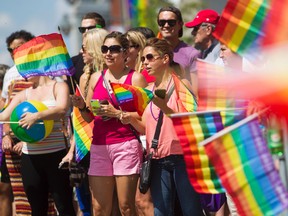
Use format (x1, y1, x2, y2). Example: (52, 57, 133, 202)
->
(151, 85, 174, 150)
(101, 71, 142, 143)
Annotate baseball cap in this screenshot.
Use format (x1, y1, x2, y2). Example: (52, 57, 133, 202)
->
(185, 9, 219, 28)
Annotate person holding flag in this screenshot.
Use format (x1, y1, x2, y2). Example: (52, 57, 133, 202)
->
(131, 37, 203, 215)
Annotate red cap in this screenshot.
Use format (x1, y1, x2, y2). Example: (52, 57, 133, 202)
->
(185, 9, 219, 28)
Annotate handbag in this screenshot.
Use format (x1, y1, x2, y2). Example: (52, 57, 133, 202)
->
(139, 111, 164, 194)
(61, 119, 87, 187)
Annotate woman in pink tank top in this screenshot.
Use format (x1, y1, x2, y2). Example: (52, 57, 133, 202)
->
(72, 31, 147, 215)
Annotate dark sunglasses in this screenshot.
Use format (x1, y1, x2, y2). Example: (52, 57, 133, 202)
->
(158, 19, 177, 27)
(7, 47, 14, 53)
(78, 26, 95, 33)
(140, 54, 161, 63)
(101, 45, 123, 54)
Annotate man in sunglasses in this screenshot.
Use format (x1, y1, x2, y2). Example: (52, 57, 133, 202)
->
(68, 12, 106, 94)
(185, 9, 221, 63)
(157, 6, 200, 95)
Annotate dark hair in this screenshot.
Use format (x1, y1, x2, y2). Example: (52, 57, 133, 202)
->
(104, 31, 129, 51)
(0, 64, 10, 89)
(82, 12, 106, 28)
(6, 30, 35, 47)
(128, 27, 155, 39)
(145, 38, 174, 65)
(157, 6, 183, 38)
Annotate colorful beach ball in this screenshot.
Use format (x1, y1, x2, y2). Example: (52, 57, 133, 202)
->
(10, 100, 54, 143)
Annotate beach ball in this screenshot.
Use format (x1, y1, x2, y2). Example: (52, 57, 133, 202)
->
(10, 100, 54, 143)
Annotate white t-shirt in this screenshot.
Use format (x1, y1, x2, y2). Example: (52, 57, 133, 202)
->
(1, 65, 22, 100)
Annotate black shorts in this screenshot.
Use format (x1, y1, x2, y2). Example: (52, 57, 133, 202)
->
(0, 153, 10, 183)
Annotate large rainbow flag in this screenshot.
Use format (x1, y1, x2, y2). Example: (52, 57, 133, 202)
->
(170, 111, 225, 193)
(197, 59, 247, 125)
(110, 82, 154, 116)
(127, 0, 148, 27)
(13, 33, 75, 79)
(172, 73, 197, 112)
(201, 114, 288, 216)
(213, 0, 269, 56)
(73, 88, 94, 162)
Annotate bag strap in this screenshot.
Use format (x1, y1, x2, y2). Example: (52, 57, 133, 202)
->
(151, 84, 174, 150)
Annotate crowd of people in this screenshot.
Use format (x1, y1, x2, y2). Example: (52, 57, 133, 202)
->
(0, 5, 249, 216)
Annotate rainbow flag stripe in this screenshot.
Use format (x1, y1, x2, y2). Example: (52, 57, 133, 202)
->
(14, 33, 75, 78)
(213, 0, 269, 55)
(128, 0, 147, 27)
(262, 0, 288, 46)
(203, 115, 288, 216)
(197, 59, 247, 125)
(170, 111, 225, 193)
(172, 73, 197, 112)
(111, 82, 153, 115)
(110, 83, 133, 104)
(73, 89, 94, 162)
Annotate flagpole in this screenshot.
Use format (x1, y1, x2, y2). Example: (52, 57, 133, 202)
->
(278, 117, 288, 215)
(168, 107, 247, 118)
(0, 121, 44, 124)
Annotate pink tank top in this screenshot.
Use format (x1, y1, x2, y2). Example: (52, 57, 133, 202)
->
(91, 69, 137, 145)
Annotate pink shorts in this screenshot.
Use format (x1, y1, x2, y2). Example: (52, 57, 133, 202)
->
(88, 139, 143, 176)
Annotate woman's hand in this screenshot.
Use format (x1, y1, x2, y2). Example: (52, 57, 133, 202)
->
(12, 142, 23, 155)
(152, 94, 174, 114)
(96, 102, 119, 118)
(120, 111, 131, 124)
(60, 151, 74, 165)
(2, 135, 13, 152)
(19, 112, 38, 129)
(71, 95, 86, 109)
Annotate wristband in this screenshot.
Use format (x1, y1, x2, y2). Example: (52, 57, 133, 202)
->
(2, 132, 11, 138)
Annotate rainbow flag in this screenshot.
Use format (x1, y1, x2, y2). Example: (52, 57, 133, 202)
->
(213, 0, 269, 56)
(13, 33, 75, 78)
(170, 111, 225, 193)
(172, 73, 197, 112)
(110, 82, 154, 115)
(127, 0, 147, 27)
(201, 114, 288, 216)
(262, 0, 288, 46)
(197, 59, 247, 125)
(73, 88, 94, 162)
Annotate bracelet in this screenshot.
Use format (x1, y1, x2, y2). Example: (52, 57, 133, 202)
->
(117, 111, 123, 120)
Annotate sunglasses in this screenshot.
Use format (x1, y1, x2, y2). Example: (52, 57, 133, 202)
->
(158, 19, 177, 27)
(7, 47, 14, 53)
(78, 26, 95, 33)
(129, 44, 139, 49)
(140, 54, 161, 63)
(101, 45, 123, 54)
(192, 24, 208, 32)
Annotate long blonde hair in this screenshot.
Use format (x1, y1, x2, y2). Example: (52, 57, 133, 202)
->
(125, 30, 146, 72)
(82, 28, 109, 97)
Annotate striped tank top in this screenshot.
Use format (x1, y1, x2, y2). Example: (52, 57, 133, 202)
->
(22, 93, 67, 155)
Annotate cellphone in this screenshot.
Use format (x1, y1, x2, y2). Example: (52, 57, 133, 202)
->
(155, 89, 166, 99)
(99, 100, 109, 105)
(58, 161, 69, 169)
(90, 99, 101, 116)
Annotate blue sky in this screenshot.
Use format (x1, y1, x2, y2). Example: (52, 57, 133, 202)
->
(0, 0, 69, 66)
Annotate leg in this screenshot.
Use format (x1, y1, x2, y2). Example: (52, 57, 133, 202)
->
(0, 153, 13, 216)
(89, 176, 115, 216)
(0, 182, 13, 216)
(45, 150, 75, 216)
(115, 174, 138, 216)
(150, 158, 175, 216)
(173, 156, 203, 216)
(75, 176, 92, 216)
(135, 179, 154, 216)
(21, 153, 49, 216)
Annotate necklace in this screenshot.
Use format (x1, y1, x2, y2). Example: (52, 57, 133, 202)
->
(150, 76, 173, 121)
